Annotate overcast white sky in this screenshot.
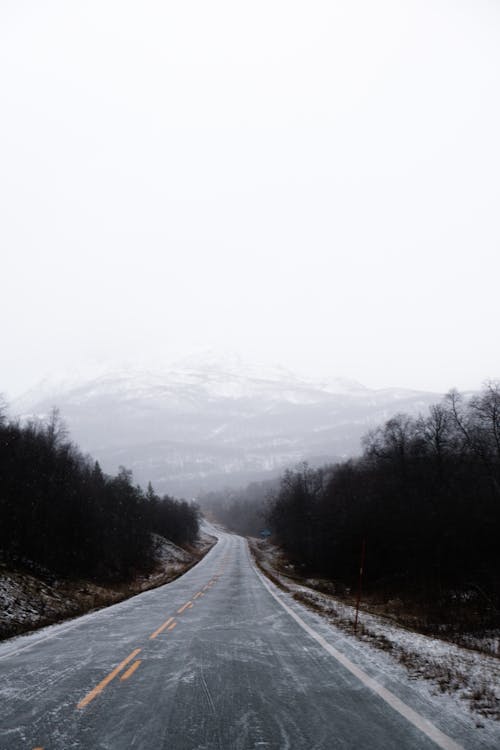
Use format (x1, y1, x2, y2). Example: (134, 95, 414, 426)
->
(1, 0, 499, 398)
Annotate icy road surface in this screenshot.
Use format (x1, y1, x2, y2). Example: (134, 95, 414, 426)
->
(0, 531, 488, 749)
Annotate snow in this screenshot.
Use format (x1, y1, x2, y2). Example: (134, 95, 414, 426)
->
(0, 528, 497, 750)
(0, 532, 216, 642)
(0, 567, 87, 636)
(9, 355, 445, 495)
(11, 357, 412, 414)
(250, 540, 500, 734)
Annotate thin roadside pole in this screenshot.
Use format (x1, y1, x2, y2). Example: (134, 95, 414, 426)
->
(354, 538, 366, 632)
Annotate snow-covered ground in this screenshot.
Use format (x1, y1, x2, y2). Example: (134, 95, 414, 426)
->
(0, 530, 216, 641)
(250, 539, 500, 731)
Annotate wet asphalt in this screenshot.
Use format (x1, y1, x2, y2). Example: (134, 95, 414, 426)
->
(0, 531, 469, 749)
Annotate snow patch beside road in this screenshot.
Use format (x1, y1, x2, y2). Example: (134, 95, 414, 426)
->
(249, 538, 500, 733)
(0, 531, 216, 641)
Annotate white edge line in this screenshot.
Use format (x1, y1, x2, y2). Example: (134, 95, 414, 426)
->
(0, 617, 92, 660)
(251, 554, 464, 750)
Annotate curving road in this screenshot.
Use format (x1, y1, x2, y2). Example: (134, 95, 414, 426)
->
(0, 531, 476, 749)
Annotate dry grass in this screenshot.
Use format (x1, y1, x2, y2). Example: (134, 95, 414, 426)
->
(249, 539, 500, 721)
(0, 534, 216, 642)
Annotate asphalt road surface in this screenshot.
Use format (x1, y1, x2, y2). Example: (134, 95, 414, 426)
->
(0, 531, 474, 749)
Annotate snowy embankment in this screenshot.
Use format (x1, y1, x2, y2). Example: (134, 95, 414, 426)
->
(249, 539, 500, 727)
(0, 531, 216, 641)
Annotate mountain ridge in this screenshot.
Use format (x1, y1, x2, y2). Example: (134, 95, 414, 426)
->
(11, 359, 441, 496)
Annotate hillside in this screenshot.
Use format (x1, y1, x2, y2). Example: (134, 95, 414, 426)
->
(0, 531, 216, 641)
(12, 355, 440, 495)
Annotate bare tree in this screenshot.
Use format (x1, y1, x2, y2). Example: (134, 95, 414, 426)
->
(417, 403, 452, 478)
(445, 388, 473, 455)
(45, 406, 68, 448)
(469, 381, 500, 461)
(0, 393, 8, 425)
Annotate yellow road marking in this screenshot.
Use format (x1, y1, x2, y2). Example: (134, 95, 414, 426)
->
(77, 648, 142, 708)
(120, 660, 142, 681)
(149, 617, 174, 640)
(167, 621, 177, 631)
(177, 601, 192, 614)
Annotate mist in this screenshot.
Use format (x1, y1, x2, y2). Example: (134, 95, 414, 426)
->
(1, 1, 499, 398)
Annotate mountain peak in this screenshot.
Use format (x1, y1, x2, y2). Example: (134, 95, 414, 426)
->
(170, 350, 298, 384)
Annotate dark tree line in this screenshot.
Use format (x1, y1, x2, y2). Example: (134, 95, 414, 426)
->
(0, 406, 199, 582)
(268, 384, 500, 621)
(145, 482, 199, 548)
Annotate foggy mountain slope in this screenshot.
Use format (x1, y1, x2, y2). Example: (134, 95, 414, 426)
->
(12, 357, 439, 496)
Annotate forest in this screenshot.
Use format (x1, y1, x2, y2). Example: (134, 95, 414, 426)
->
(0, 404, 199, 582)
(199, 477, 279, 537)
(267, 384, 500, 626)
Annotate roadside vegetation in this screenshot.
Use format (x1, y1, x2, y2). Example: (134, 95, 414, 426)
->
(0, 402, 199, 583)
(267, 383, 500, 636)
(209, 384, 500, 638)
(199, 477, 279, 537)
(250, 539, 500, 723)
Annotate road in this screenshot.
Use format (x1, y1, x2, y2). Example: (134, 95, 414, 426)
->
(0, 531, 471, 749)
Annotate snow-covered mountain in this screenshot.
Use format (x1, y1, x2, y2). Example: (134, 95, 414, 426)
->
(11, 357, 440, 496)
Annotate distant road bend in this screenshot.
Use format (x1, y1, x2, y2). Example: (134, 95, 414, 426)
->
(1, 530, 467, 749)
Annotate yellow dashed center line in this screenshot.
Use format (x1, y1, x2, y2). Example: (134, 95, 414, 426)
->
(77, 648, 142, 708)
(120, 660, 142, 681)
(149, 617, 174, 640)
(75, 570, 223, 711)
